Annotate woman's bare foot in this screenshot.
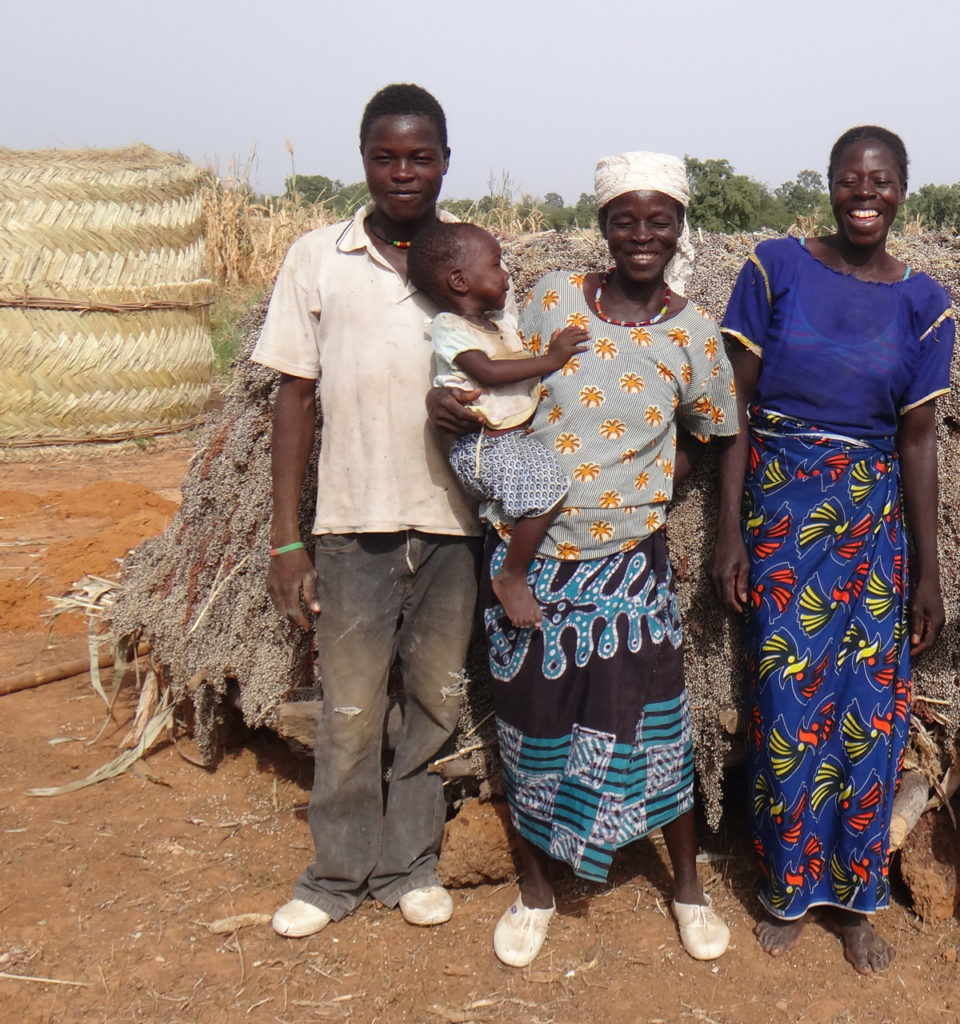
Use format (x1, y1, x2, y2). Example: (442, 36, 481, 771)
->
(754, 911, 808, 956)
(826, 909, 895, 975)
(492, 569, 541, 628)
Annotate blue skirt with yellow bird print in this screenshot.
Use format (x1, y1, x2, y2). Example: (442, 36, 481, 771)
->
(743, 407, 909, 920)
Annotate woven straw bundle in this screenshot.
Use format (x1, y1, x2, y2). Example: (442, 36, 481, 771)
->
(0, 145, 213, 446)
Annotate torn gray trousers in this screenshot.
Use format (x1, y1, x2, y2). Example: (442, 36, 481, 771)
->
(293, 530, 480, 919)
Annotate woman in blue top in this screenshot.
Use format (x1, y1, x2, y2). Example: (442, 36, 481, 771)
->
(713, 126, 954, 975)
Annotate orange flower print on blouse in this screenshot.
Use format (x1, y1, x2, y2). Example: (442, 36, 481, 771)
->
(599, 419, 627, 440)
(710, 406, 726, 425)
(590, 520, 614, 542)
(593, 337, 618, 359)
(560, 357, 581, 376)
(567, 311, 590, 330)
(655, 362, 675, 382)
(693, 396, 712, 416)
(574, 462, 601, 482)
(523, 290, 535, 308)
(643, 406, 664, 427)
(599, 490, 623, 509)
(538, 383, 550, 401)
(514, 273, 738, 558)
(524, 332, 542, 355)
(555, 433, 582, 454)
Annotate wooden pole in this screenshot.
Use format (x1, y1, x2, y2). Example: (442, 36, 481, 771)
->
(889, 769, 931, 851)
(0, 643, 148, 698)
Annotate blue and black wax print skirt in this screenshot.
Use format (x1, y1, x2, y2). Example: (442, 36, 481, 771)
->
(481, 528, 693, 883)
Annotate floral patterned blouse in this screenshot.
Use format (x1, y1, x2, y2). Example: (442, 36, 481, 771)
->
(496, 270, 738, 560)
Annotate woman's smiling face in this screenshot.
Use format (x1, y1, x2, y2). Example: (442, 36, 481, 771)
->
(600, 190, 682, 285)
(830, 140, 906, 249)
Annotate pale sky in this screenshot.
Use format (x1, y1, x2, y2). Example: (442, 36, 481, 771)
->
(5, 0, 958, 203)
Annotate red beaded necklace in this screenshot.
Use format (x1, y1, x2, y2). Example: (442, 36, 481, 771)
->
(593, 268, 670, 327)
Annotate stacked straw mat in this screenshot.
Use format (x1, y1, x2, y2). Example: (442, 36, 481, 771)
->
(0, 144, 213, 446)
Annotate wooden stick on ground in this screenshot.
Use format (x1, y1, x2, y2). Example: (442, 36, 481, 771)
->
(889, 769, 931, 851)
(0, 971, 92, 987)
(0, 643, 148, 698)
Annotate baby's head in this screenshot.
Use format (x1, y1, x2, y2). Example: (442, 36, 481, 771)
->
(408, 222, 509, 313)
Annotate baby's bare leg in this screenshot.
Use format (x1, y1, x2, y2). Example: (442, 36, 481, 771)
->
(492, 511, 553, 628)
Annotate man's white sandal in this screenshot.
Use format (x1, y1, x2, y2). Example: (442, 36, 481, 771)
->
(398, 885, 454, 926)
(272, 899, 332, 937)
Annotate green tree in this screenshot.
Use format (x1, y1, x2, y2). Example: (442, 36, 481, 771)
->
(543, 192, 564, 209)
(903, 183, 960, 230)
(541, 205, 576, 231)
(775, 170, 827, 218)
(574, 192, 597, 227)
(684, 156, 786, 231)
(439, 198, 475, 220)
(285, 173, 342, 205)
(284, 175, 369, 217)
(331, 181, 370, 216)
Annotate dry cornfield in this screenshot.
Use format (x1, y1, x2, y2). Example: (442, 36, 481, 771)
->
(199, 178, 551, 293)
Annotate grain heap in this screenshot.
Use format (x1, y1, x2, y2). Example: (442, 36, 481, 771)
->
(112, 229, 960, 825)
(0, 145, 212, 447)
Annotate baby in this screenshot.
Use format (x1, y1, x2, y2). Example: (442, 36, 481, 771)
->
(409, 222, 588, 627)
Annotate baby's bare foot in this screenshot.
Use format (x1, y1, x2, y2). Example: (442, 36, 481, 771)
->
(492, 570, 541, 628)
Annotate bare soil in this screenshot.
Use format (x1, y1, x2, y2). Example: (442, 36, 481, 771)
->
(1, 443, 958, 1024)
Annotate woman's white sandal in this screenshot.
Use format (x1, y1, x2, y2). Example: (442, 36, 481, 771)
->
(493, 895, 556, 967)
(671, 892, 730, 960)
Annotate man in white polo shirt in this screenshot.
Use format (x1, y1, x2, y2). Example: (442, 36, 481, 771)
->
(252, 84, 484, 937)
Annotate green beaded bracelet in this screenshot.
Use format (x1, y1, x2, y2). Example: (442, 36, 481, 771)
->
(269, 541, 305, 557)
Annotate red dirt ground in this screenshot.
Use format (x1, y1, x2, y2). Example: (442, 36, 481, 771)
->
(0, 443, 957, 1024)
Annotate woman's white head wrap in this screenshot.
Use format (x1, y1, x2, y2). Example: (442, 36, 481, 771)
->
(594, 151, 695, 295)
